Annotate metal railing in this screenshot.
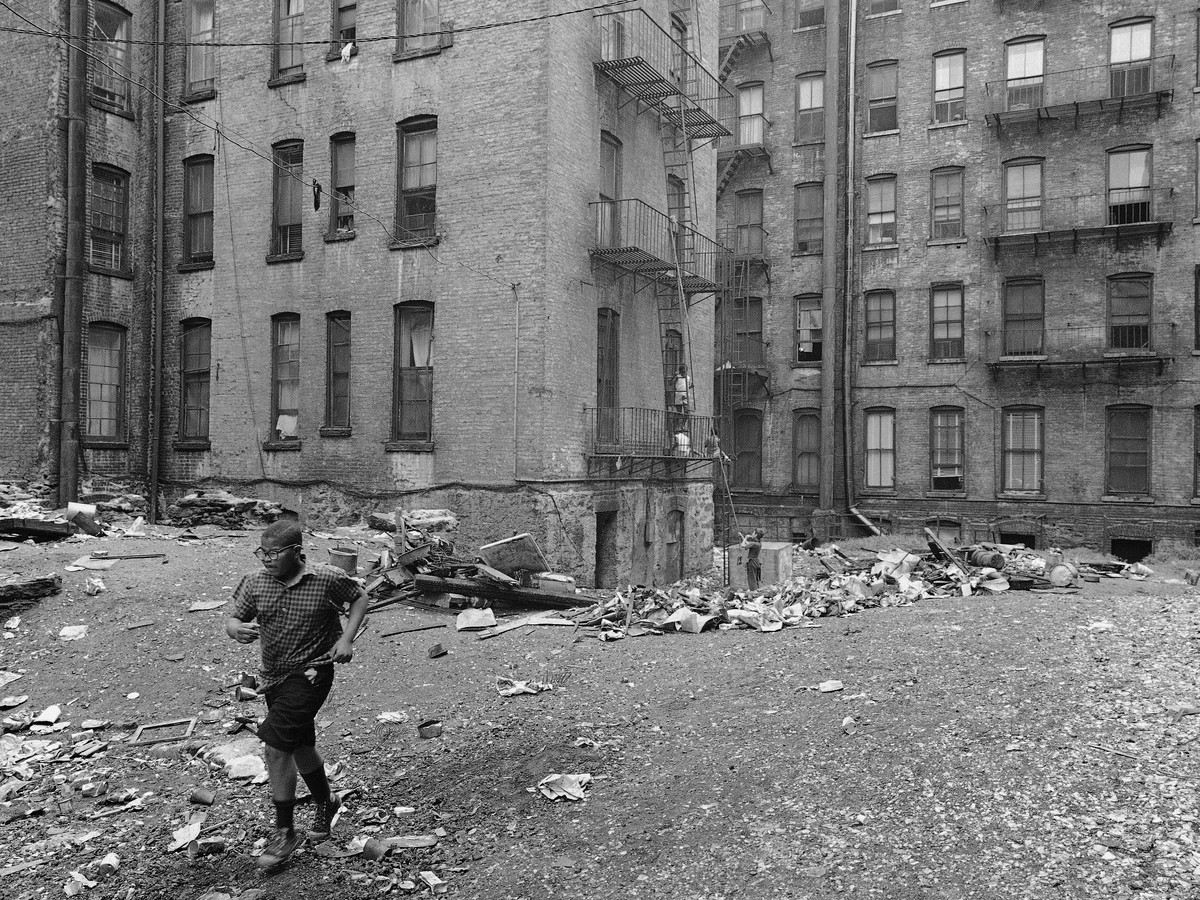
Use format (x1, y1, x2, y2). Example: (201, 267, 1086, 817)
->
(716, 111, 771, 153)
(590, 199, 730, 293)
(587, 407, 717, 459)
(983, 188, 1174, 239)
(718, 224, 770, 259)
(720, 0, 772, 39)
(984, 55, 1174, 117)
(984, 321, 1183, 363)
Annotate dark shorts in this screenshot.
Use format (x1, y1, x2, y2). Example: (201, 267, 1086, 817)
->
(257, 666, 334, 753)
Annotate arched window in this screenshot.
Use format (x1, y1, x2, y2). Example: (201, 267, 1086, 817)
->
(1109, 18, 1153, 97)
(1004, 37, 1045, 110)
(325, 311, 352, 429)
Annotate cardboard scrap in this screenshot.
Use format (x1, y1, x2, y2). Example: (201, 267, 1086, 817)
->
(535, 773, 592, 801)
(496, 677, 553, 697)
(455, 608, 496, 632)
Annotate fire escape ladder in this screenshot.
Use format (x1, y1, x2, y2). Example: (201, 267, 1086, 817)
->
(717, 152, 744, 202)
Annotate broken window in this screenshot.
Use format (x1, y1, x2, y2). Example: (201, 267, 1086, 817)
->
(330, 133, 356, 234)
(184, 155, 214, 263)
(90, 165, 129, 273)
(187, 0, 215, 95)
(930, 406, 963, 491)
(398, 117, 437, 240)
(275, 0, 305, 78)
(180, 318, 211, 441)
(326, 312, 351, 429)
(1002, 407, 1042, 492)
(92, 2, 131, 111)
(271, 314, 300, 441)
(394, 303, 433, 442)
(864, 290, 895, 361)
(793, 409, 820, 490)
(794, 294, 822, 363)
(794, 0, 823, 29)
(86, 323, 125, 441)
(1106, 405, 1150, 495)
(272, 141, 303, 255)
(865, 407, 895, 489)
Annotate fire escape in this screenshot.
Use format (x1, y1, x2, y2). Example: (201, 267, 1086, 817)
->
(586, 5, 733, 479)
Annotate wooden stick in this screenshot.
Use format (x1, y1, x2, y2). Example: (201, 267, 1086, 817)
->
(382, 623, 447, 638)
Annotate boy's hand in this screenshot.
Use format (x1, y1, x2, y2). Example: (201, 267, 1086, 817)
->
(231, 621, 260, 644)
(331, 636, 354, 663)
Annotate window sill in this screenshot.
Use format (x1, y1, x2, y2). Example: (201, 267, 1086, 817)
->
(182, 89, 216, 104)
(82, 440, 129, 451)
(1190, 497, 1200, 505)
(267, 72, 307, 88)
(89, 98, 134, 120)
(324, 230, 357, 243)
(862, 243, 898, 252)
(792, 249, 823, 258)
(178, 259, 215, 273)
(325, 46, 359, 62)
(1192, 217, 1200, 225)
(792, 24, 825, 34)
(926, 490, 966, 499)
(385, 440, 434, 452)
(263, 440, 302, 452)
(393, 47, 442, 63)
(792, 140, 825, 148)
(927, 237, 967, 247)
(928, 120, 968, 130)
(863, 129, 899, 139)
(859, 488, 897, 497)
(864, 9, 902, 19)
(89, 265, 134, 280)
(791, 360, 822, 369)
(930, 0, 969, 7)
(389, 236, 440, 250)
(997, 492, 1046, 501)
(1000, 354, 1047, 362)
(929, 356, 967, 364)
(319, 426, 352, 438)
(862, 358, 898, 365)
(266, 251, 305, 264)
(173, 440, 211, 452)
(1100, 494, 1155, 504)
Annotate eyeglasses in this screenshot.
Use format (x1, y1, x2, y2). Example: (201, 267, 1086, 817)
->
(254, 544, 301, 561)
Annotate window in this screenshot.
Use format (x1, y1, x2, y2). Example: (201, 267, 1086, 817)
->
(1107, 405, 1150, 494)
(399, 0, 440, 54)
(184, 155, 214, 263)
(795, 294, 822, 363)
(86, 324, 125, 440)
(186, 0, 215, 95)
(325, 312, 351, 429)
(180, 318, 211, 441)
(795, 0, 823, 29)
(90, 165, 129, 272)
(271, 141, 303, 256)
(330, 133, 355, 233)
(394, 303, 433, 441)
(735, 190, 765, 256)
(666, 175, 689, 226)
(930, 283, 964, 359)
(275, 0, 305, 79)
(930, 407, 963, 491)
(599, 10, 626, 60)
(1002, 407, 1042, 492)
(931, 168, 963, 239)
(1194, 406, 1200, 496)
(1110, 20, 1152, 97)
(867, 0, 899, 13)
(794, 183, 823, 253)
(1108, 273, 1151, 350)
(271, 314, 300, 442)
(737, 82, 765, 145)
(1004, 160, 1043, 232)
(933, 51, 965, 123)
(598, 132, 621, 246)
(793, 409, 820, 490)
(669, 16, 689, 89)
(866, 175, 896, 245)
(596, 308, 619, 443)
(865, 408, 895, 489)
(794, 74, 824, 143)
(733, 408, 762, 488)
(1005, 38, 1044, 110)
(664, 329, 682, 408)
(734, 296, 764, 365)
(1108, 147, 1152, 225)
(867, 61, 898, 132)
(333, 0, 356, 46)
(1003, 280, 1044, 356)
(1195, 265, 1200, 350)
(92, 2, 131, 110)
(864, 290, 895, 361)
(398, 117, 437, 240)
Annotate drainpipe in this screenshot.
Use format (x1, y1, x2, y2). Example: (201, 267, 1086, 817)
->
(841, 0, 859, 513)
(59, 0, 88, 506)
(148, 0, 166, 523)
(511, 282, 521, 480)
(818, 0, 841, 515)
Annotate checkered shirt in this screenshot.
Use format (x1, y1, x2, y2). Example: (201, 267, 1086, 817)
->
(231, 565, 361, 691)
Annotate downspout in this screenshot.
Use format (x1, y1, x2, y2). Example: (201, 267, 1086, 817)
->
(818, 0, 841, 514)
(841, 0, 859, 513)
(148, 0, 166, 523)
(511, 282, 520, 480)
(59, 0, 88, 506)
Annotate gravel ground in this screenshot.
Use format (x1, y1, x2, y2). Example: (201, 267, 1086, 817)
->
(1, 527, 1198, 900)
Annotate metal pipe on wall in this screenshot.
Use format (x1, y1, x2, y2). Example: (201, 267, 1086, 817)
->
(841, 0, 860, 514)
(148, 0, 166, 523)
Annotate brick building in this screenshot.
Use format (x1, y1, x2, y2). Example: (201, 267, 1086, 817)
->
(717, 0, 1200, 558)
(0, 0, 728, 586)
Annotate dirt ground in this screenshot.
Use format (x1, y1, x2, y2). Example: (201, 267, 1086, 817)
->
(1, 524, 1198, 900)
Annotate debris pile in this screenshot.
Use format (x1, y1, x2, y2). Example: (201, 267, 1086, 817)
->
(164, 490, 285, 529)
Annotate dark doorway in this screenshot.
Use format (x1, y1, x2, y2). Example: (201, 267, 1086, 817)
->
(662, 509, 684, 584)
(1110, 538, 1152, 563)
(595, 511, 619, 589)
(999, 532, 1036, 549)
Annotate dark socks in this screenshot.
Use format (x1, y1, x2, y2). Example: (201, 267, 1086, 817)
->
(300, 764, 331, 804)
(273, 799, 295, 832)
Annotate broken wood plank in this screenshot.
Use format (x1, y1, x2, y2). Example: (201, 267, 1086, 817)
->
(413, 574, 581, 610)
(0, 574, 63, 606)
(382, 623, 448, 638)
(476, 614, 577, 641)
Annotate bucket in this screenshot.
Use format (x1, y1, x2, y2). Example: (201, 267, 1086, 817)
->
(328, 547, 358, 574)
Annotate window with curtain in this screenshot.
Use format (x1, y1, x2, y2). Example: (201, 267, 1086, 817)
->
(865, 408, 895, 489)
(184, 155, 214, 263)
(795, 294, 822, 363)
(274, 0, 305, 78)
(272, 141, 303, 255)
(737, 83, 765, 145)
(399, 0, 440, 53)
(930, 407, 963, 491)
(326, 312, 351, 429)
(330, 133, 356, 233)
(92, 2, 131, 110)
(394, 303, 433, 441)
(1108, 147, 1152, 225)
(180, 318, 211, 441)
(866, 175, 896, 245)
(398, 118, 437, 240)
(186, 0, 215, 95)
(86, 323, 125, 440)
(933, 51, 965, 123)
(1106, 405, 1151, 494)
(1002, 407, 1042, 492)
(794, 182, 823, 253)
(795, 73, 824, 143)
(793, 409, 820, 490)
(1005, 38, 1044, 110)
(1109, 19, 1153, 97)
(271, 314, 300, 441)
(864, 290, 895, 361)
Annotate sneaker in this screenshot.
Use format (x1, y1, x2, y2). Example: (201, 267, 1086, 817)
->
(257, 828, 303, 868)
(308, 796, 342, 842)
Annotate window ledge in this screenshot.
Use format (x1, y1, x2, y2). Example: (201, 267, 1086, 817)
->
(263, 440, 302, 452)
(393, 47, 442, 63)
(266, 251, 305, 264)
(389, 236, 440, 250)
(931, 0, 969, 7)
(385, 440, 434, 452)
(1192, 349, 1200, 356)
(859, 489, 897, 497)
(791, 360, 822, 369)
(178, 259, 215, 273)
(89, 98, 134, 120)
(926, 490, 966, 499)
(997, 492, 1046, 501)
(929, 356, 967, 364)
(927, 237, 967, 247)
(864, 10, 902, 19)
(863, 129, 899, 139)
(267, 72, 307, 88)
(89, 265, 134, 280)
(173, 440, 211, 452)
(1000, 354, 1048, 362)
(1192, 216, 1200, 225)
(862, 243, 898, 252)
(319, 426, 352, 438)
(862, 358, 898, 365)
(791, 249, 823, 258)
(324, 230, 357, 243)
(792, 24, 825, 34)
(1190, 497, 1200, 505)
(82, 440, 129, 451)
(325, 46, 359, 62)
(182, 89, 216, 104)
(792, 140, 825, 148)
(1100, 494, 1155, 504)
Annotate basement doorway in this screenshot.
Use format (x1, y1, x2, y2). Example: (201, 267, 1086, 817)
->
(662, 509, 684, 584)
(1110, 538, 1152, 563)
(595, 511, 619, 589)
(999, 532, 1036, 550)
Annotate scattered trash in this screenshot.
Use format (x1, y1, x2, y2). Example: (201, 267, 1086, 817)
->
(0, 573, 63, 607)
(67, 555, 115, 571)
(186, 837, 225, 859)
(818, 680, 844, 693)
(84, 577, 106, 596)
(1086, 621, 1117, 632)
(427, 643, 447, 659)
(188, 598, 227, 612)
(189, 787, 216, 806)
(419, 871, 449, 894)
(130, 717, 196, 745)
(417, 719, 443, 739)
(361, 837, 390, 860)
(455, 608, 497, 631)
(535, 773, 592, 801)
(59, 624, 89, 641)
(841, 716, 857, 735)
(63, 871, 97, 896)
(496, 677, 553, 697)
(377, 711, 409, 724)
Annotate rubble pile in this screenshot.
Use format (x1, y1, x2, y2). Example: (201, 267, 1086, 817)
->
(164, 490, 285, 529)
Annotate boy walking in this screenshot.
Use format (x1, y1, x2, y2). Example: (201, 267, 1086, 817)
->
(226, 520, 369, 867)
